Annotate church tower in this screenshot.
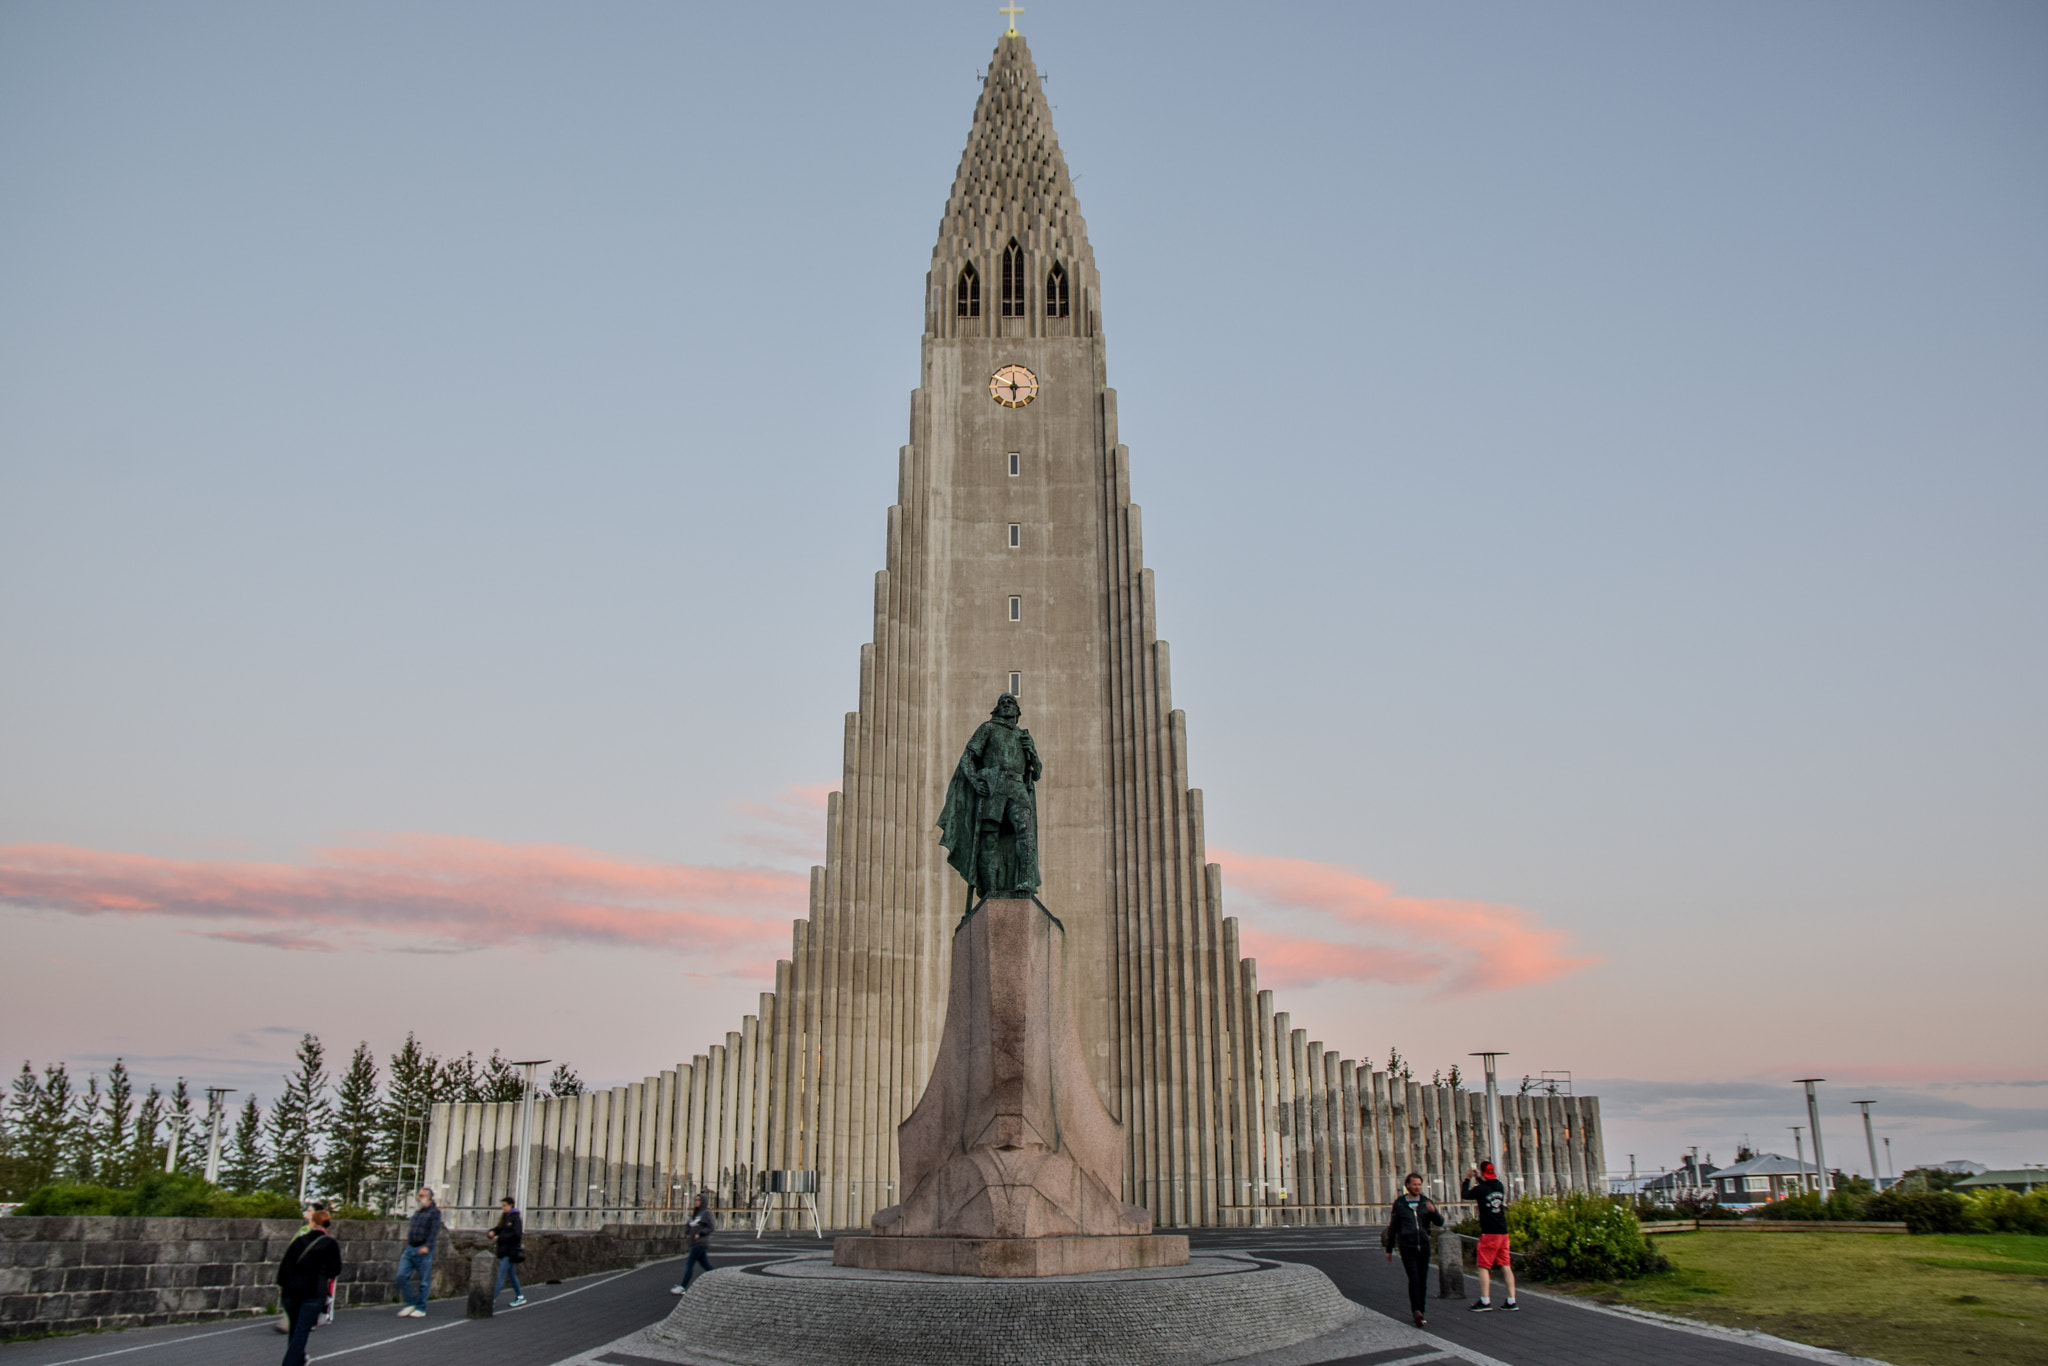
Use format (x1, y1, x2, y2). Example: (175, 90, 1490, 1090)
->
(423, 31, 1607, 1232)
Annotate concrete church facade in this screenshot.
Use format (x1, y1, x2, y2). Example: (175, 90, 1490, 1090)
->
(423, 33, 1606, 1230)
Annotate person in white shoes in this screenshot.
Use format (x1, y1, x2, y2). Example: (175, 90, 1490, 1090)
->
(395, 1187, 442, 1317)
(488, 1195, 528, 1307)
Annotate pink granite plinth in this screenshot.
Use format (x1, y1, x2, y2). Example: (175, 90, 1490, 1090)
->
(832, 1233, 1189, 1278)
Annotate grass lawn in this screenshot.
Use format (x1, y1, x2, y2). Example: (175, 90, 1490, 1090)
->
(1550, 1231, 2047, 1365)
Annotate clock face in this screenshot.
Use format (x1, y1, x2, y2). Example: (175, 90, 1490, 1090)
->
(989, 365, 1039, 408)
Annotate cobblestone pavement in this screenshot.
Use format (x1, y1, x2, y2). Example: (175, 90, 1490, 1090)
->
(1186, 1228, 1880, 1366)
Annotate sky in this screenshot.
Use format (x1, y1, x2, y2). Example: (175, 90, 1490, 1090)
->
(2, 0, 2043, 1179)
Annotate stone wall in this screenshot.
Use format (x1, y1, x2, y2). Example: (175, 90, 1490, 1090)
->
(0, 1216, 695, 1340)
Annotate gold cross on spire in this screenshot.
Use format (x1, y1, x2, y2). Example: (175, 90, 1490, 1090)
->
(999, 2, 1023, 36)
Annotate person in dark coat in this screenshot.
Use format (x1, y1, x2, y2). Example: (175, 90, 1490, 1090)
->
(1381, 1172, 1445, 1327)
(275, 1201, 341, 1366)
(394, 1186, 442, 1317)
(668, 1191, 715, 1293)
(488, 1195, 527, 1306)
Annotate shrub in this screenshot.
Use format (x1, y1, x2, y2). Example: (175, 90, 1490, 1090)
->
(1865, 1187, 1972, 1234)
(1507, 1193, 1668, 1281)
(12, 1174, 303, 1220)
(1961, 1188, 2048, 1236)
(1750, 1189, 1875, 1222)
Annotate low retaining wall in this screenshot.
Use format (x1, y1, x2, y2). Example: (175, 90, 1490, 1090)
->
(0, 1216, 696, 1340)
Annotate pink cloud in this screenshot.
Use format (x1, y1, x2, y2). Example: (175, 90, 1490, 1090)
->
(0, 836, 806, 971)
(1211, 848, 1597, 996)
(728, 784, 836, 863)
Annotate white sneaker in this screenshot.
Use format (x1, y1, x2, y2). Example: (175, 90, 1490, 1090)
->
(510, 1296, 526, 1307)
(669, 1284, 685, 1295)
(396, 1307, 413, 1318)
(407, 1308, 427, 1318)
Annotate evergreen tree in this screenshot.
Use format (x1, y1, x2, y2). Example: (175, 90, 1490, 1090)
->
(321, 1042, 382, 1206)
(0, 1063, 34, 1198)
(98, 1059, 135, 1184)
(128, 1085, 164, 1185)
(66, 1072, 102, 1183)
(438, 1050, 482, 1104)
(224, 1097, 267, 1192)
(22, 1063, 72, 1192)
(480, 1051, 525, 1104)
(264, 1034, 330, 1198)
(166, 1078, 197, 1175)
(546, 1063, 584, 1098)
(380, 1035, 439, 1200)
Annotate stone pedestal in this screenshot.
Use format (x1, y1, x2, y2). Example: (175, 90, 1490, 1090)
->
(834, 896, 1186, 1277)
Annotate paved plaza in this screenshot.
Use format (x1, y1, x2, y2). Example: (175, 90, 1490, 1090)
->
(0, 1230, 1879, 1366)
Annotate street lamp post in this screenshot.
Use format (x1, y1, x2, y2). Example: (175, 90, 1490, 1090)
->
(1469, 1052, 1508, 1173)
(202, 1088, 234, 1186)
(1883, 1136, 1893, 1181)
(1853, 1101, 1881, 1188)
(1795, 1079, 1830, 1198)
(508, 1059, 550, 1219)
(1790, 1126, 1807, 1196)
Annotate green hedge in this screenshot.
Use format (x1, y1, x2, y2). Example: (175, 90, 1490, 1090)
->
(13, 1173, 305, 1219)
(1750, 1185, 2048, 1235)
(1505, 1192, 1669, 1281)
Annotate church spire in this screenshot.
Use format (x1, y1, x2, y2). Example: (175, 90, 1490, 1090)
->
(930, 33, 1096, 337)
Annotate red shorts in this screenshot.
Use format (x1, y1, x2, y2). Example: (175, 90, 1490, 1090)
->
(1477, 1233, 1512, 1268)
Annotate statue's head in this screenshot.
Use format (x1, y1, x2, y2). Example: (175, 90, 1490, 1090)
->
(991, 693, 1021, 721)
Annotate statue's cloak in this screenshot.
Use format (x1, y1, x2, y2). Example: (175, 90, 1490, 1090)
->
(937, 717, 1041, 897)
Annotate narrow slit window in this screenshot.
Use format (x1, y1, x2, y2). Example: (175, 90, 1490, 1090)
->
(1009, 671, 1022, 696)
(1045, 261, 1070, 318)
(1008, 596, 1022, 622)
(1000, 239, 1026, 317)
(1007, 451, 1020, 477)
(1008, 523, 1021, 548)
(956, 262, 981, 318)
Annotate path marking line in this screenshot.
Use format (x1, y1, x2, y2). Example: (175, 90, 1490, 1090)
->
(1511, 1286, 1894, 1365)
(27, 1318, 271, 1366)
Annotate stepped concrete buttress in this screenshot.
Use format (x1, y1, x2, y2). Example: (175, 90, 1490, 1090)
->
(835, 896, 1188, 1276)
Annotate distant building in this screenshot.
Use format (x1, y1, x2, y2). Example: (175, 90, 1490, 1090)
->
(1954, 1169, 2044, 1194)
(1707, 1153, 1815, 1206)
(1932, 1160, 1988, 1176)
(1624, 1159, 1719, 1202)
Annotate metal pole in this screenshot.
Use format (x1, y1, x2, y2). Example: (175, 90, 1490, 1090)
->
(202, 1088, 233, 1186)
(1883, 1136, 1893, 1181)
(1795, 1079, 1830, 1198)
(1791, 1126, 1806, 1196)
(164, 1114, 184, 1174)
(510, 1059, 550, 1217)
(1853, 1101, 1880, 1188)
(1469, 1052, 1507, 1169)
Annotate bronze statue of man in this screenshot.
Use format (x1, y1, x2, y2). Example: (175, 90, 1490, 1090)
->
(937, 693, 1043, 901)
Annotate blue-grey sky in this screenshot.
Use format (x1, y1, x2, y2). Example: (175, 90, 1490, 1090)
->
(3, 1, 2043, 1174)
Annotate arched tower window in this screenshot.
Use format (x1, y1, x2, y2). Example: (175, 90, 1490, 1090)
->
(956, 263, 981, 318)
(1000, 239, 1026, 317)
(1045, 261, 1070, 318)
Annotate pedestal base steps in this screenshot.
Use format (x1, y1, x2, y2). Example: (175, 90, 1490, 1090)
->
(645, 1253, 1364, 1366)
(832, 1232, 1188, 1277)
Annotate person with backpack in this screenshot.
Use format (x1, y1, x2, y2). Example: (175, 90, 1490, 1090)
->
(488, 1194, 528, 1307)
(275, 1200, 342, 1366)
(1462, 1161, 1518, 1312)
(668, 1191, 715, 1294)
(1382, 1172, 1445, 1328)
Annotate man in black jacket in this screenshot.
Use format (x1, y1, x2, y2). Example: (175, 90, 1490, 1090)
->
(1381, 1172, 1445, 1327)
(276, 1201, 341, 1366)
(668, 1191, 715, 1294)
(488, 1195, 527, 1307)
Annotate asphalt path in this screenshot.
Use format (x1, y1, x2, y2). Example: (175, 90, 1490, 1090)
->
(0, 1239, 820, 1366)
(1185, 1229, 1838, 1366)
(2, 1230, 1847, 1366)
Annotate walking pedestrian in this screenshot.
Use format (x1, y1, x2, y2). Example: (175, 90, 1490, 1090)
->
(1382, 1172, 1444, 1328)
(394, 1186, 442, 1318)
(275, 1201, 341, 1366)
(488, 1195, 528, 1307)
(668, 1191, 716, 1294)
(1462, 1161, 1518, 1312)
